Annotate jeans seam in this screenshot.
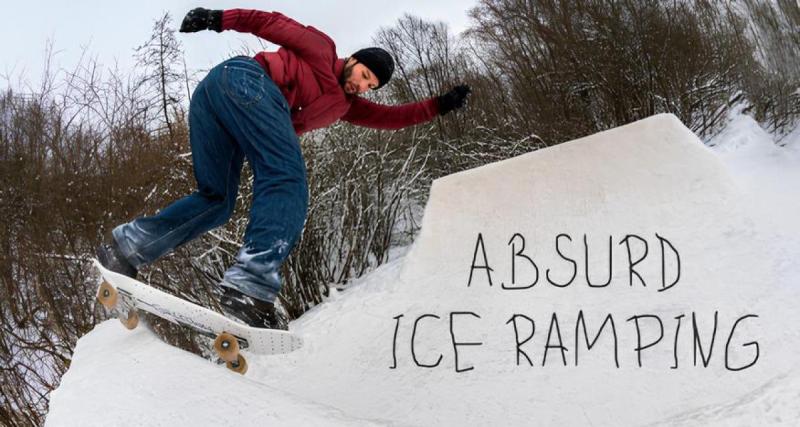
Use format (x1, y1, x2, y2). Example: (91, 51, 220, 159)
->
(132, 138, 237, 262)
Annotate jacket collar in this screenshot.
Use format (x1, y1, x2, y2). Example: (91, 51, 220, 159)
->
(335, 58, 345, 83)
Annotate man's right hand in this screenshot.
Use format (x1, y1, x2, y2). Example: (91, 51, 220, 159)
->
(179, 8, 223, 33)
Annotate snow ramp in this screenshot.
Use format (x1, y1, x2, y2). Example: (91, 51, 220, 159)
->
(47, 114, 800, 426)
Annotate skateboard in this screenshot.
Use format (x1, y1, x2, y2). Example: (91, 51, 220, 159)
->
(94, 260, 303, 374)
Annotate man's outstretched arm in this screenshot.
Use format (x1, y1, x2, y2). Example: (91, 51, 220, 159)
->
(180, 8, 335, 61)
(342, 85, 471, 130)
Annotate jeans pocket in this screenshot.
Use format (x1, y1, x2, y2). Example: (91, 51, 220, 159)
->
(222, 65, 267, 107)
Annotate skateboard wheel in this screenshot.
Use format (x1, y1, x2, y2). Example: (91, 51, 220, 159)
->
(119, 308, 139, 330)
(226, 354, 248, 375)
(213, 332, 240, 363)
(97, 281, 118, 310)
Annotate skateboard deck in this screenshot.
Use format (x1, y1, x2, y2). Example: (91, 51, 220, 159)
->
(94, 260, 302, 374)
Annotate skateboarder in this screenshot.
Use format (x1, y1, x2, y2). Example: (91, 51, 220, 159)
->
(97, 7, 471, 329)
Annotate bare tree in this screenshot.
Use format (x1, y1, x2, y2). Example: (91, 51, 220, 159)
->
(135, 13, 186, 139)
(737, 0, 800, 134)
(465, 0, 753, 140)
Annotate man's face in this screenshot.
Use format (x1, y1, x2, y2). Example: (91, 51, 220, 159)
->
(341, 58, 380, 95)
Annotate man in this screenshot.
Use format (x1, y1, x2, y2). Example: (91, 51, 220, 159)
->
(96, 7, 471, 329)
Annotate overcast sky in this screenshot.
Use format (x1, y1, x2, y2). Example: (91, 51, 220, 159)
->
(1, 0, 478, 89)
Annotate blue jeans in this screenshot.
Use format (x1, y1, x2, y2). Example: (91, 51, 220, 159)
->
(112, 56, 308, 303)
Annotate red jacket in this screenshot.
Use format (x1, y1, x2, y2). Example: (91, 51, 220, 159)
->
(220, 9, 440, 135)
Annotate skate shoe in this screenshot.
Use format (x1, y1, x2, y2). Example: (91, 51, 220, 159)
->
(218, 285, 286, 330)
(96, 239, 138, 279)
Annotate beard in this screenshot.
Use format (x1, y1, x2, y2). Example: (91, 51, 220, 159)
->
(340, 62, 356, 94)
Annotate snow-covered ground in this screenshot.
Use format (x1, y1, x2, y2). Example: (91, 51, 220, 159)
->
(46, 112, 800, 426)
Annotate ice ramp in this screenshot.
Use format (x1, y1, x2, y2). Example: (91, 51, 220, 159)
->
(400, 113, 739, 285)
(385, 113, 797, 424)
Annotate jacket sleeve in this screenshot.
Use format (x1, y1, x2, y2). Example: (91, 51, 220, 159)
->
(221, 9, 335, 61)
(341, 96, 440, 130)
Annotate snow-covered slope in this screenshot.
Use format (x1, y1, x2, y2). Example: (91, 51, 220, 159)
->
(46, 321, 385, 426)
(46, 113, 800, 426)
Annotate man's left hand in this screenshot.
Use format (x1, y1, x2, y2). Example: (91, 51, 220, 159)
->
(437, 84, 472, 115)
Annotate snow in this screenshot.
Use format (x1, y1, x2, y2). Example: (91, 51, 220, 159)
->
(46, 322, 383, 426)
(46, 113, 800, 426)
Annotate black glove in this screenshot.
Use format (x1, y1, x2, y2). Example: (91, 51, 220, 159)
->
(436, 84, 471, 115)
(179, 8, 223, 33)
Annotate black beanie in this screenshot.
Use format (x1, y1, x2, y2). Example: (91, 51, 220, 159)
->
(351, 47, 395, 89)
